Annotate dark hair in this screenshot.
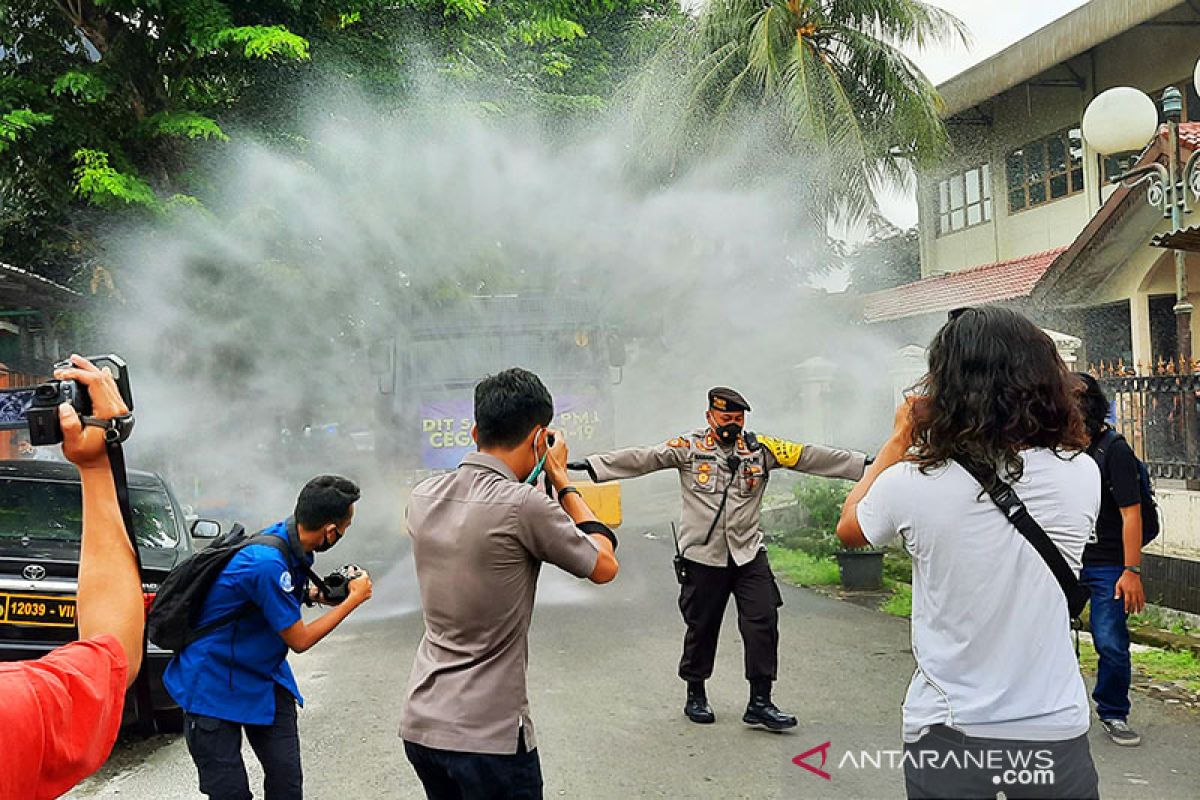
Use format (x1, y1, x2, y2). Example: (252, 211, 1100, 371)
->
(1075, 372, 1110, 439)
(474, 367, 554, 449)
(295, 475, 360, 529)
(909, 306, 1089, 480)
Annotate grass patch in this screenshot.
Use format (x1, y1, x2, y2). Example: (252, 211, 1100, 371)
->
(767, 545, 840, 586)
(1078, 641, 1200, 693)
(881, 581, 912, 618)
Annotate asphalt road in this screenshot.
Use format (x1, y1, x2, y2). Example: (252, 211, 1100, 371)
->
(69, 510, 1198, 799)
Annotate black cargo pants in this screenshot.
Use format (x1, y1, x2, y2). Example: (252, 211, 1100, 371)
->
(677, 549, 783, 683)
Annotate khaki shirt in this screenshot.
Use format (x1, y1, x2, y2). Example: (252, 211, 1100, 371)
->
(401, 453, 600, 754)
(587, 429, 866, 567)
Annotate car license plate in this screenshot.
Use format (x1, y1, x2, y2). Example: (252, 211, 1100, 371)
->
(0, 592, 77, 628)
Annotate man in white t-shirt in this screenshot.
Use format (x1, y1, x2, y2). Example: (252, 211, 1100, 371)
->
(836, 306, 1101, 800)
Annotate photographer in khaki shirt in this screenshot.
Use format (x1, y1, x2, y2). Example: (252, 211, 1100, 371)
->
(401, 368, 619, 800)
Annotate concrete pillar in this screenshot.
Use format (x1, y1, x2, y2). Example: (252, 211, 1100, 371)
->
(1131, 292, 1152, 373)
(889, 345, 928, 407)
(795, 357, 837, 443)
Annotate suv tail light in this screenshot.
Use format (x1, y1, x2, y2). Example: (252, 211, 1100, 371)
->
(142, 592, 156, 616)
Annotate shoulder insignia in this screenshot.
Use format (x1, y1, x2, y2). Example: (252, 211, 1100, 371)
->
(758, 435, 804, 468)
(666, 437, 690, 449)
(696, 433, 715, 452)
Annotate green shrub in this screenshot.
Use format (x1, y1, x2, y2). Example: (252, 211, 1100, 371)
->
(767, 545, 840, 586)
(881, 582, 912, 618)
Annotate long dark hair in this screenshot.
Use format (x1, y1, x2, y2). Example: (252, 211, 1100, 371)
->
(1075, 372, 1110, 439)
(909, 306, 1089, 480)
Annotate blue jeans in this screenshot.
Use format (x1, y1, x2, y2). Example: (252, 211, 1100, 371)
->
(1080, 565, 1132, 721)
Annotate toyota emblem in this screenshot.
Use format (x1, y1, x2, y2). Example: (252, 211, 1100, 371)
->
(22, 564, 47, 581)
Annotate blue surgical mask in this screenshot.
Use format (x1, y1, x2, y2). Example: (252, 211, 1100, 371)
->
(525, 430, 549, 485)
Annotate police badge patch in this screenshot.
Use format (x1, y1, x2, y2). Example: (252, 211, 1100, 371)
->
(279, 570, 294, 593)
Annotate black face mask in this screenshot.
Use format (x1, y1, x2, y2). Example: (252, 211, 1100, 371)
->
(715, 423, 742, 445)
(315, 527, 341, 553)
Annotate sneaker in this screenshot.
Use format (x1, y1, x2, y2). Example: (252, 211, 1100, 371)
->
(1100, 718, 1141, 747)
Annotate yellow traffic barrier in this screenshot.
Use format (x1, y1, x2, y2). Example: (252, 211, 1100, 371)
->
(570, 481, 622, 528)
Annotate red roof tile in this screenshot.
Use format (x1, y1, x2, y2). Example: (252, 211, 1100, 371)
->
(862, 247, 1067, 324)
(1163, 122, 1200, 150)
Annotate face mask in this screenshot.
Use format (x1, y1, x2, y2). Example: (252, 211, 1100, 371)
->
(715, 423, 742, 445)
(316, 526, 341, 552)
(525, 429, 549, 485)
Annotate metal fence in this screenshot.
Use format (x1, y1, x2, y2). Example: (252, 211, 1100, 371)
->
(1096, 366, 1200, 480)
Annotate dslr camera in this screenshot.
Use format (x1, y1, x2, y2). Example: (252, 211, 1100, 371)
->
(320, 564, 365, 605)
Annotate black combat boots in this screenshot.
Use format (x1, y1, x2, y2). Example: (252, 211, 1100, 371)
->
(742, 679, 797, 731)
(684, 681, 715, 724)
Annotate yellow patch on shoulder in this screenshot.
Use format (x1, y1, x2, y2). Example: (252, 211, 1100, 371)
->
(758, 435, 804, 468)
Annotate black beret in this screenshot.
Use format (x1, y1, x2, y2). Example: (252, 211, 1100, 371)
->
(708, 386, 751, 413)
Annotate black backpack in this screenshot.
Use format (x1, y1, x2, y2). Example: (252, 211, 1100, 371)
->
(147, 524, 295, 652)
(1089, 429, 1161, 545)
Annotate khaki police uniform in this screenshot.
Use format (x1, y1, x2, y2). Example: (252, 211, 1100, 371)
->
(585, 426, 865, 685)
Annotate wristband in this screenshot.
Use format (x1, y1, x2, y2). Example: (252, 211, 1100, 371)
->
(557, 485, 582, 501)
(1123, 565, 1141, 575)
(578, 520, 618, 551)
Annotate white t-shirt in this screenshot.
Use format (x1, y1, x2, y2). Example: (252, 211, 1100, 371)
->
(857, 448, 1100, 743)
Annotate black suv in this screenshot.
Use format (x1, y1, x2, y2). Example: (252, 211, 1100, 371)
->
(0, 459, 216, 733)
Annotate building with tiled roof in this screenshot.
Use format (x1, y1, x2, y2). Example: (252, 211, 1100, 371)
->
(859, 0, 1200, 566)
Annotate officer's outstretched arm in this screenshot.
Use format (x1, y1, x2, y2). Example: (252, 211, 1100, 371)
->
(582, 438, 691, 482)
(278, 573, 373, 653)
(758, 435, 867, 481)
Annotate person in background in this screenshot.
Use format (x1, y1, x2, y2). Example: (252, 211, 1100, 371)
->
(1076, 372, 1146, 747)
(0, 355, 143, 800)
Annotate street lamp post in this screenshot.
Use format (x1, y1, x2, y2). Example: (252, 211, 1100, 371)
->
(1082, 69, 1200, 367)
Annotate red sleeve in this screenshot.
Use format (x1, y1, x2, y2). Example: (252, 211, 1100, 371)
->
(0, 636, 129, 800)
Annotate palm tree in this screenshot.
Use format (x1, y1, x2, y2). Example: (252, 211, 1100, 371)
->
(677, 0, 969, 226)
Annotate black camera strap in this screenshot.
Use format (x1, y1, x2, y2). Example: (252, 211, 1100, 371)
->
(954, 459, 1090, 641)
(105, 439, 157, 734)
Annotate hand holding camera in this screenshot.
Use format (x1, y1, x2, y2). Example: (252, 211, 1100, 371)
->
(543, 429, 571, 490)
(52, 355, 133, 471)
(318, 564, 372, 606)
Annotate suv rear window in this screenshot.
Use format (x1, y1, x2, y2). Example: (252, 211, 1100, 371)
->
(0, 478, 180, 548)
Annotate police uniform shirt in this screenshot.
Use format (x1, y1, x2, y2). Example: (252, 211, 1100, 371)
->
(402, 452, 601, 755)
(586, 430, 866, 567)
(163, 520, 310, 726)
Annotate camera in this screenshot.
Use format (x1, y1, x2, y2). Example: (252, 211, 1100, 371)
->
(26, 355, 134, 446)
(320, 564, 365, 605)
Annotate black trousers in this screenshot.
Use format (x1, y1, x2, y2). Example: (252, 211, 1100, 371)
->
(184, 684, 303, 800)
(904, 725, 1099, 800)
(404, 731, 543, 800)
(677, 549, 783, 683)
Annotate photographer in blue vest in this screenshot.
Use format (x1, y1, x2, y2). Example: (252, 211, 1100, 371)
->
(164, 476, 373, 800)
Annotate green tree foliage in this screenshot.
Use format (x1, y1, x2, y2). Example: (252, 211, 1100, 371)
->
(843, 217, 919, 293)
(648, 0, 968, 227)
(0, 0, 680, 281)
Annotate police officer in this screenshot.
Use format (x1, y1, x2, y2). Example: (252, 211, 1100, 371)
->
(165, 476, 373, 799)
(580, 387, 867, 729)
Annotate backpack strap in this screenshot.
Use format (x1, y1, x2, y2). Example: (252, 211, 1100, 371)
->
(184, 534, 327, 647)
(953, 459, 1090, 620)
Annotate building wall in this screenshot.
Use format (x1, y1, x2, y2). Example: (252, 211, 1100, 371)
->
(1151, 489, 1200, 559)
(918, 4, 1200, 278)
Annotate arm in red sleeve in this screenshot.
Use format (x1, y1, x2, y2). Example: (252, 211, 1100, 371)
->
(0, 636, 128, 800)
